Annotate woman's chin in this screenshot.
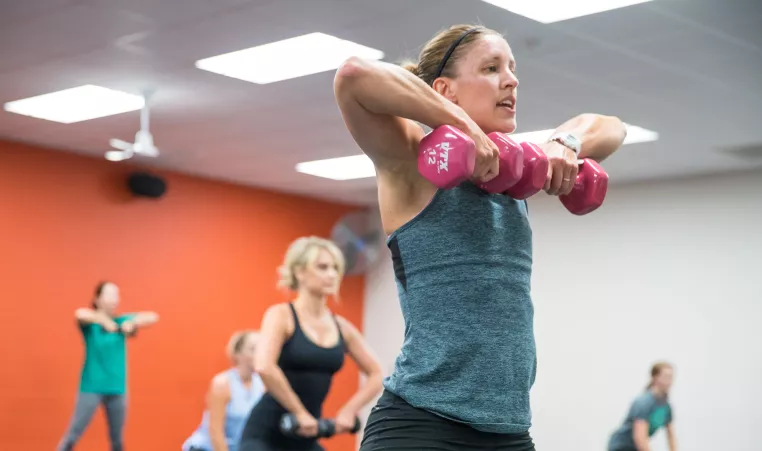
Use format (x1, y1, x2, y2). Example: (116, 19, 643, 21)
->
(485, 118, 516, 135)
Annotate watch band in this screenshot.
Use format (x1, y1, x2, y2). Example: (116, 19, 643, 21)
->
(549, 132, 581, 156)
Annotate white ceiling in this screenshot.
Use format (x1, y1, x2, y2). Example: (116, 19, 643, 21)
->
(1, 0, 761, 205)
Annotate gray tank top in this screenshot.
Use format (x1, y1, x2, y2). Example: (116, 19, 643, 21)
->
(384, 180, 536, 434)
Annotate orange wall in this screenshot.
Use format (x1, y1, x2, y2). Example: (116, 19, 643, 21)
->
(0, 140, 364, 451)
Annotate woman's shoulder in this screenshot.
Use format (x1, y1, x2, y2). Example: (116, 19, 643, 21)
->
(209, 370, 232, 395)
(332, 314, 360, 340)
(264, 302, 294, 317)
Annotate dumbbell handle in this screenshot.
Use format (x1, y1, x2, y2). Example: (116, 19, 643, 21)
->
(279, 413, 361, 438)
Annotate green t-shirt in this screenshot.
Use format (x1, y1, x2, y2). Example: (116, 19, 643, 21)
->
(78, 314, 136, 394)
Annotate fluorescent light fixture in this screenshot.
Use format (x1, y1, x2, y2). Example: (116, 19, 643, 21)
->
(296, 123, 657, 180)
(195, 32, 385, 84)
(296, 154, 376, 181)
(3, 85, 145, 124)
(480, 0, 654, 23)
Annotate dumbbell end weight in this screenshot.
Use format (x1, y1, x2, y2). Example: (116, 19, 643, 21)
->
(351, 417, 362, 433)
(279, 414, 299, 437)
(320, 417, 362, 437)
(417, 125, 476, 189)
(559, 159, 609, 215)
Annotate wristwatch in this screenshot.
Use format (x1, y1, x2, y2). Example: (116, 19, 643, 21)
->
(548, 132, 581, 156)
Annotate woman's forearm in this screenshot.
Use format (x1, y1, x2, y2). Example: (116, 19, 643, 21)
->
(667, 428, 678, 451)
(634, 434, 651, 451)
(75, 308, 110, 326)
(336, 57, 471, 133)
(209, 432, 228, 451)
(258, 367, 310, 416)
(551, 113, 627, 162)
(133, 311, 159, 327)
(339, 372, 384, 415)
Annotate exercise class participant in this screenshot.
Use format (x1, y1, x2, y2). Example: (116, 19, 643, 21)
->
(608, 362, 677, 451)
(57, 281, 159, 451)
(238, 236, 383, 451)
(334, 24, 628, 450)
(183, 330, 266, 451)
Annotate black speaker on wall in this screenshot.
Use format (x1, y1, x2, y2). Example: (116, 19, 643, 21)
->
(127, 171, 167, 199)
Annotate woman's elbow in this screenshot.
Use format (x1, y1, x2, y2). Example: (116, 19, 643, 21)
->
(255, 362, 278, 379)
(334, 57, 373, 97)
(367, 367, 385, 390)
(74, 308, 89, 320)
(609, 115, 627, 145)
(336, 56, 372, 81)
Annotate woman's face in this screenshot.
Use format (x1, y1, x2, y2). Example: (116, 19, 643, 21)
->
(653, 367, 674, 392)
(297, 248, 341, 296)
(436, 34, 519, 135)
(235, 333, 258, 370)
(95, 282, 120, 313)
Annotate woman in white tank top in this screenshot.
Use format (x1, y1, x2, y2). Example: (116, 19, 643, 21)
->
(183, 331, 266, 451)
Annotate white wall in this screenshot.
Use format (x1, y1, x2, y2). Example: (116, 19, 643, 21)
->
(361, 170, 762, 451)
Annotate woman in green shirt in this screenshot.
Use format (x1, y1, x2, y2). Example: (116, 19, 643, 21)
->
(57, 281, 159, 451)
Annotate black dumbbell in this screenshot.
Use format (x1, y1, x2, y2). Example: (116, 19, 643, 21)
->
(279, 413, 362, 438)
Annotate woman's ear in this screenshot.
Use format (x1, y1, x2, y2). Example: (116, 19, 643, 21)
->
(293, 265, 306, 284)
(432, 78, 458, 104)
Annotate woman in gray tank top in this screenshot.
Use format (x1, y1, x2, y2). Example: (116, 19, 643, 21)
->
(334, 24, 627, 450)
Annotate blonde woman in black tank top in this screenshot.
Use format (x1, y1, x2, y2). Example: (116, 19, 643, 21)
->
(239, 236, 383, 451)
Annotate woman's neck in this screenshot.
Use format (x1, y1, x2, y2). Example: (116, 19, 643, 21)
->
(650, 386, 667, 399)
(95, 307, 113, 317)
(293, 292, 327, 317)
(235, 365, 253, 383)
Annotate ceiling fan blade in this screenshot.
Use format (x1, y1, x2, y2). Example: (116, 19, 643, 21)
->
(109, 138, 132, 151)
(105, 150, 129, 162)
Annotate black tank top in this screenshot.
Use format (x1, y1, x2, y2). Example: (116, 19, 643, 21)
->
(240, 303, 346, 448)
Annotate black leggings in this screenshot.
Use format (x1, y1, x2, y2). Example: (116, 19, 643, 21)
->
(360, 390, 536, 451)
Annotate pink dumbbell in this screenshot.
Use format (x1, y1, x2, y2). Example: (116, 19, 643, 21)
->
(418, 125, 523, 192)
(503, 142, 549, 200)
(417, 125, 476, 189)
(477, 133, 524, 194)
(559, 159, 609, 215)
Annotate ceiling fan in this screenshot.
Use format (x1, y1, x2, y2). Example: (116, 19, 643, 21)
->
(105, 90, 160, 162)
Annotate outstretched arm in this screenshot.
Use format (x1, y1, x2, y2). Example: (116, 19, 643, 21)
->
(120, 311, 159, 336)
(75, 308, 118, 332)
(207, 373, 232, 451)
(666, 423, 677, 451)
(552, 113, 627, 162)
(334, 57, 469, 168)
(131, 311, 159, 327)
(334, 316, 384, 432)
(255, 305, 312, 418)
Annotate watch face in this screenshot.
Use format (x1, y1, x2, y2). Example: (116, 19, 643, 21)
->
(555, 133, 580, 153)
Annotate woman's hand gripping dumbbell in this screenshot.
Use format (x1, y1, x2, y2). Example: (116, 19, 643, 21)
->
(417, 125, 524, 193)
(279, 413, 362, 439)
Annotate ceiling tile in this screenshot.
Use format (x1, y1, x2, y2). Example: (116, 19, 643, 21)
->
(646, 0, 762, 32)
(0, 0, 72, 28)
(83, 0, 256, 28)
(0, 2, 149, 74)
(548, 3, 686, 48)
